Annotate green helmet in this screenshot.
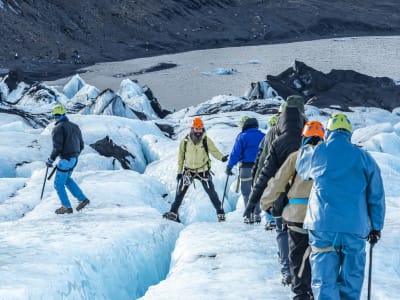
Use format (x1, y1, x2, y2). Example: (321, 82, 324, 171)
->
(239, 115, 249, 127)
(268, 114, 278, 127)
(326, 113, 352, 132)
(52, 104, 66, 115)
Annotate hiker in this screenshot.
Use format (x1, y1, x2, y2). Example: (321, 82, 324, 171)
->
(252, 105, 284, 229)
(46, 104, 90, 214)
(296, 113, 385, 300)
(244, 95, 307, 285)
(225, 116, 265, 224)
(163, 117, 229, 223)
(261, 121, 325, 299)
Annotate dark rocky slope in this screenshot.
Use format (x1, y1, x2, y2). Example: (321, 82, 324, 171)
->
(1, 0, 400, 81)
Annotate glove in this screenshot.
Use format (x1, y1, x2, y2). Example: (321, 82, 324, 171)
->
(225, 166, 233, 176)
(221, 155, 229, 162)
(367, 229, 381, 245)
(243, 201, 256, 218)
(46, 158, 54, 168)
(176, 173, 183, 181)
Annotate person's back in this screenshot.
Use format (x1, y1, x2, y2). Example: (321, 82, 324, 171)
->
(299, 129, 385, 235)
(227, 117, 265, 169)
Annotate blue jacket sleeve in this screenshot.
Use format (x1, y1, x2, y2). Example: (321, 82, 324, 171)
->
(364, 152, 385, 231)
(228, 134, 244, 168)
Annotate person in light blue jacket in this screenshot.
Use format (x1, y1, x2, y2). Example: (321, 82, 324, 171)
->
(296, 113, 385, 300)
(226, 116, 265, 223)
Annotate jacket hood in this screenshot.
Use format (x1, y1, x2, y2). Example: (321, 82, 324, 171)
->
(242, 118, 259, 132)
(276, 107, 305, 136)
(325, 129, 352, 143)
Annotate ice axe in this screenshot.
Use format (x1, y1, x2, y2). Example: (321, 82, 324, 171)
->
(40, 167, 49, 200)
(47, 166, 57, 180)
(367, 243, 374, 300)
(221, 174, 229, 210)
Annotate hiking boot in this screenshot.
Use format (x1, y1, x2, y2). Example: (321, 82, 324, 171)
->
(243, 215, 254, 224)
(162, 211, 180, 223)
(254, 214, 261, 224)
(265, 220, 276, 231)
(281, 273, 292, 286)
(217, 214, 226, 222)
(76, 199, 90, 211)
(55, 206, 73, 214)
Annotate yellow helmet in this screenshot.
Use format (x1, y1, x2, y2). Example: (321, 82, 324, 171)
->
(239, 115, 249, 127)
(326, 113, 352, 132)
(52, 104, 66, 115)
(268, 114, 278, 127)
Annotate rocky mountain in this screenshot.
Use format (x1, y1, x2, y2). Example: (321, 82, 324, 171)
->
(1, 0, 400, 82)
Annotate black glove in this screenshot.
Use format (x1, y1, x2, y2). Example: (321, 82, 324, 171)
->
(176, 174, 183, 181)
(243, 201, 256, 218)
(221, 155, 229, 162)
(45, 158, 54, 168)
(225, 166, 233, 176)
(368, 230, 381, 245)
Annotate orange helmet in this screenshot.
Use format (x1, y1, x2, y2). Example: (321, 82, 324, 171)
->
(192, 117, 204, 129)
(302, 121, 325, 138)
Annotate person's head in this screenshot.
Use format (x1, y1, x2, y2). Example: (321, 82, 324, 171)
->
(286, 95, 305, 113)
(239, 115, 249, 128)
(301, 120, 325, 146)
(191, 117, 204, 137)
(326, 113, 352, 132)
(51, 104, 66, 120)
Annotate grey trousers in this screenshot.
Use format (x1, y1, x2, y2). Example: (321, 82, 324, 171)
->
(240, 166, 261, 215)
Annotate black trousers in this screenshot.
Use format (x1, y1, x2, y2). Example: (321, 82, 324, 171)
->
(288, 229, 313, 300)
(170, 171, 224, 215)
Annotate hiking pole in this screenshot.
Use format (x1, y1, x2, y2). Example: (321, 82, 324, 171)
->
(40, 167, 49, 200)
(235, 175, 240, 193)
(176, 177, 182, 195)
(47, 166, 57, 180)
(221, 174, 229, 210)
(367, 243, 374, 300)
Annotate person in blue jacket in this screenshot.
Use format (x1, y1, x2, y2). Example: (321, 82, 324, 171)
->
(296, 113, 385, 300)
(226, 116, 265, 223)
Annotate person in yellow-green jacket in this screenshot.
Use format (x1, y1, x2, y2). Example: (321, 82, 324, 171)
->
(163, 117, 229, 223)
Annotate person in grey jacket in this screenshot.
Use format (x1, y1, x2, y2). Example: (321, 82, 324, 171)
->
(46, 104, 90, 214)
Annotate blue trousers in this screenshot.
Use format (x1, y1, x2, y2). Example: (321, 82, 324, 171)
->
(54, 157, 86, 208)
(308, 230, 366, 300)
(276, 217, 290, 275)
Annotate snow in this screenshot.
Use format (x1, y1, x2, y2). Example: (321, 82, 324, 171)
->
(0, 101, 399, 299)
(1, 47, 400, 299)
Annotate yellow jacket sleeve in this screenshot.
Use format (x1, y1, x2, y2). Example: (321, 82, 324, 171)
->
(206, 136, 224, 161)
